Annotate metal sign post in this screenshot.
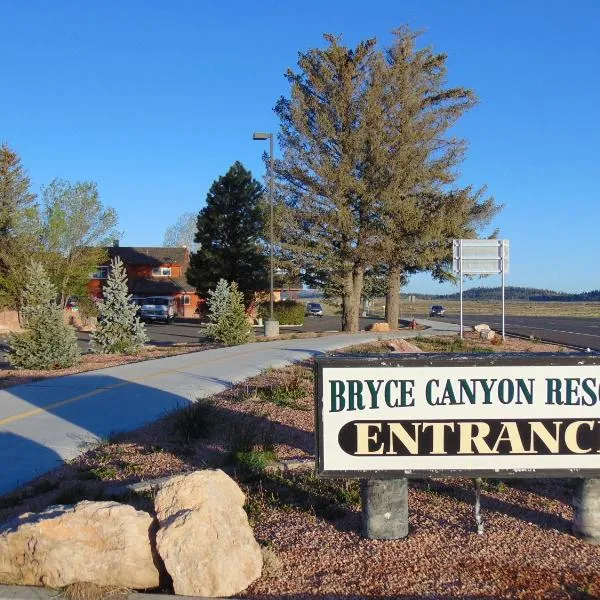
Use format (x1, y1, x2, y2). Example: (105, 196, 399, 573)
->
(453, 239, 510, 340)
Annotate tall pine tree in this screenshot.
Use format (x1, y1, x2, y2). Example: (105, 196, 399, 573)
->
(274, 29, 500, 331)
(274, 35, 384, 332)
(186, 162, 268, 303)
(0, 145, 39, 311)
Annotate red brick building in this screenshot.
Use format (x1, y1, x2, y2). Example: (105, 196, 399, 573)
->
(89, 246, 202, 318)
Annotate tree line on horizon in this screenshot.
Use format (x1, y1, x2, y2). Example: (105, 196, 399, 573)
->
(422, 286, 600, 302)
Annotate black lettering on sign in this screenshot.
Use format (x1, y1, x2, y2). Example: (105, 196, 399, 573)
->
(337, 419, 600, 456)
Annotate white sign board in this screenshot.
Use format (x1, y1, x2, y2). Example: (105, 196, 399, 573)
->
(453, 239, 509, 275)
(315, 354, 600, 478)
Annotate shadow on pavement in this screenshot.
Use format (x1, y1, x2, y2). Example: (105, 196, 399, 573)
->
(0, 432, 64, 496)
(0, 375, 195, 495)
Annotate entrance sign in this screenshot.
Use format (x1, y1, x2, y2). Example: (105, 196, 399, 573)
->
(315, 353, 600, 478)
(452, 239, 509, 340)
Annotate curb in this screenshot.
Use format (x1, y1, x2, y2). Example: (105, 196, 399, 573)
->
(0, 586, 234, 600)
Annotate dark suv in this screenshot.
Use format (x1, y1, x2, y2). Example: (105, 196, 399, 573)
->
(429, 305, 446, 317)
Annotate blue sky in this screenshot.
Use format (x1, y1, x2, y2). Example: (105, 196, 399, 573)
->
(2, 0, 599, 294)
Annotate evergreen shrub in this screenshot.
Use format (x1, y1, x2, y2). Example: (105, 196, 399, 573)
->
(8, 262, 80, 369)
(90, 257, 148, 354)
(258, 300, 305, 325)
(206, 279, 253, 346)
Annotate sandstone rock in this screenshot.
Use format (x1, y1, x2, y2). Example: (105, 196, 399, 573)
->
(480, 329, 496, 341)
(154, 470, 245, 522)
(474, 323, 491, 332)
(154, 470, 262, 597)
(366, 322, 390, 332)
(386, 339, 423, 353)
(0, 501, 160, 589)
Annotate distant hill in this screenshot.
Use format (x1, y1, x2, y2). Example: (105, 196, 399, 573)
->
(414, 286, 600, 302)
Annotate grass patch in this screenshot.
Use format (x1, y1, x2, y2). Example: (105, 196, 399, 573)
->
(170, 398, 216, 442)
(235, 449, 277, 475)
(245, 471, 361, 520)
(89, 466, 119, 481)
(256, 386, 308, 410)
(414, 335, 499, 353)
(60, 582, 130, 600)
(255, 364, 313, 410)
(228, 419, 276, 476)
(413, 336, 467, 352)
(340, 340, 392, 355)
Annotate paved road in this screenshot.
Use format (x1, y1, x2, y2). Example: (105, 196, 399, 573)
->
(0, 323, 458, 495)
(427, 314, 600, 351)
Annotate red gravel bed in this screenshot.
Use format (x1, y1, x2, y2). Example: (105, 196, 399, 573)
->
(243, 477, 600, 599)
(2, 336, 598, 597)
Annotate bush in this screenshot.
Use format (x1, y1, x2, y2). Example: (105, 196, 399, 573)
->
(8, 262, 80, 370)
(171, 399, 216, 442)
(258, 300, 305, 325)
(206, 279, 253, 346)
(90, 257, 148, 354)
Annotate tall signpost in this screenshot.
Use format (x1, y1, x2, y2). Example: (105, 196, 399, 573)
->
(453, 239, 510, 340)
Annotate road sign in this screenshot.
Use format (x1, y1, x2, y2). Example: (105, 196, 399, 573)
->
(453, 239, 510, 340)
(453, 239, 509, 275)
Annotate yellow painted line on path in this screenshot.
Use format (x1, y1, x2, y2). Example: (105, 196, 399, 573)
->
(0, 382, 130, 426)
(0, 344, 277, 427)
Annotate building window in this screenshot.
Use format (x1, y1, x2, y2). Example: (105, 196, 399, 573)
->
(152, 267, 172, 277)
(91, 266, 109, 279)
(183, 295, 190, 305)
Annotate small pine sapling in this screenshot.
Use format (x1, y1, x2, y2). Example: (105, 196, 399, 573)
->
(8, 262, 80, 369)
(206, 279, 253, 346)
(90, 256, 148, 354)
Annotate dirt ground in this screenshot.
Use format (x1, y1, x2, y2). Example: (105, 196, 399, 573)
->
(1, 334, 598, 599)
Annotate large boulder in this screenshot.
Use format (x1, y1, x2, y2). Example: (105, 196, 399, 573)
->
(0, 501, 160, 589)
(474, 323, 491, 332)
(366, 322, 390, 332)
(387, 339, 423, 353)
(480, 329, 496, 341)
(154, 470, 262, 597)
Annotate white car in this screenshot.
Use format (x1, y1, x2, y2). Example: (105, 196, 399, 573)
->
(139, 296, 176, 324)
(305, 302, 324, 317)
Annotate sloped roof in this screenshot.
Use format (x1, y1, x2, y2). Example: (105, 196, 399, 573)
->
(107, 247, 188, 266)
(129, 277, 195, 295)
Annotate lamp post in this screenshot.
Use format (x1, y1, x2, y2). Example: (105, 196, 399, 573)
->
(252, 131, 278, 336)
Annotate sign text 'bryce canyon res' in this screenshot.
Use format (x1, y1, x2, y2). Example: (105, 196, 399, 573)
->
(315, 354, 600, 478)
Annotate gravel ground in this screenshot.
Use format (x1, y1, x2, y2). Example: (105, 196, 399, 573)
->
(2, 335, 598, 598)
(0, 342, 218, 389)
(243, 475, 600, 599)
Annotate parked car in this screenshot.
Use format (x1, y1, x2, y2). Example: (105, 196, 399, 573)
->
(139, 296, 176, 323)
(305, 302, 324, 317)
(429, 305, 446, 317)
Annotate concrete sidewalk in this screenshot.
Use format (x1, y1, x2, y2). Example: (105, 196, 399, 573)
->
(0, 322, 459, 495)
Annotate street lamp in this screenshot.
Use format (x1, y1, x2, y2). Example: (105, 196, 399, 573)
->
(252, 131, 277, 334)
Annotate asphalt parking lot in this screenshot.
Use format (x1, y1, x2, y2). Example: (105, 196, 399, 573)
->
(0, 315, 378, 367)
(3, 312, 598, 368)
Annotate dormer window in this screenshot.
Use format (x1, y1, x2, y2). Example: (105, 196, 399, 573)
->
(152, 267, 172, 277)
